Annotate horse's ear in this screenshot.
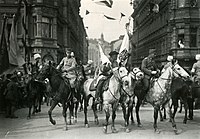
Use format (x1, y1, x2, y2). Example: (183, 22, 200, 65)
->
(172, 59, 177, 65)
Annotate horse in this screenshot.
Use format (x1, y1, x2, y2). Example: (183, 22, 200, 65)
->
(26, 74, 46, 119)
(36, 62, 73, 130)
(120, 67, 144, 132)
(187, 79, 200, 120)
(101, 67, 139, 133)
(72, 64, 87, 123)
(134, 62, 190, 134)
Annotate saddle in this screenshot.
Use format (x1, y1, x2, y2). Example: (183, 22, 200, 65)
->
(89, 78, 110, 91)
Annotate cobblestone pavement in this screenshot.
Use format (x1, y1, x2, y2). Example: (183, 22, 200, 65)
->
(0, 103, 200, 139)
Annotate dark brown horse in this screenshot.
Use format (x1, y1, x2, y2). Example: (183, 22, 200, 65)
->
(187, 80, 200, 120)
(26, 74, 46, 119)
(36, 62, 72, 130)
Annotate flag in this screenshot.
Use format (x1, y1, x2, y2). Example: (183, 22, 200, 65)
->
(117, 31, 130, 66)
(98, 42, 111, 64)
(94, 0, 113, 8)
(0, 16, 9, 74)
(86, 10, 90, 15)
(8, 16, 25, 67)
(104, 15, 117, 20)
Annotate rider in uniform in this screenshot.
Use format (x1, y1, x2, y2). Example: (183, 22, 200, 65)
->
(141, 49, 159, 94)
(94, 50, 119, 103)
(32, 53, 42, 77)
(191, 54, 200, 84)
(56, 48, 78, 102)
(84, 60, 95, 78)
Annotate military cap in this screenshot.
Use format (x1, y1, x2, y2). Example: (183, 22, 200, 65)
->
(109, 51, 119, 56)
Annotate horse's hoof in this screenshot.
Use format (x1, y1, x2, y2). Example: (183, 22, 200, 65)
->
(131, 121, 135, 125)
(174, 129, 182, 135)
(178, 111, 182, 113)
(183, 120, 187, 124)
(154, 129, 161, 134)
(95, 118, 99, 125)
(160, 118, 164, 122)
(138, 123, 142, 127)
(111, 127, 118, 133)
(103, 126, 107, 134)
(63, 126, 68, 131)
(125, 128, 131, 133)
(27, 116, 31, 120)
(50, 120, 56, 125)
(188, 117, 193, 120)
(74, 118, 77, 123)
(85, 124, 89, 128)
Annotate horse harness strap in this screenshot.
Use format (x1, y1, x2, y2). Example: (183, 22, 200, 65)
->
(121, 86, 134, 98)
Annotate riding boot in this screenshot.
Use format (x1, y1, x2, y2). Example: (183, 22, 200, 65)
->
(95, 80, 104, 104)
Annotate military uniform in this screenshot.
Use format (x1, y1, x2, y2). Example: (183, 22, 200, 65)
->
(57, 56, 77, 88)
(141, 56, 158, 92)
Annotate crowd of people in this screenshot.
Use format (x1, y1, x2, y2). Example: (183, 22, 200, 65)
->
(1, 47, 200, 119)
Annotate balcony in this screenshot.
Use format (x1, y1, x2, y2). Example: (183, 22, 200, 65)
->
(172, 48, 200, 59)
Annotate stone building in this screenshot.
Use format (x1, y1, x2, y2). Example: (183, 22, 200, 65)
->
(131, 0, 200, 70)
(0, 0, 88, 64)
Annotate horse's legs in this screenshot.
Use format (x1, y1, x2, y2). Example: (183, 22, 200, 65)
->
(166, 102, 179, 134)
(159, 109, 164, 121)
(111, 103, 118, 133)
(135, 97, 143, 127)
(92, 97, 99, 125)
(74, 101, 79, 123)
(103, 103, 110, 134)
(163, 107, 167, 119)
(79, 94, 84, 112)
(68, 100, 74, 125)
(188, 98, 194, 120)
(172, 99, 178, 119)
(62, 102, 68, 130)
(183, 99, 188, 124)
(48, 99, 58, 125)
(153, 106, 160, 134)
(179, 101, 183, 113)
(130, 99, 135, 124)
(84, 95, 90, 127)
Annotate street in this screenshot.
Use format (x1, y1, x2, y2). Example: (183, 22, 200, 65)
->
(0, 103, 200, 139)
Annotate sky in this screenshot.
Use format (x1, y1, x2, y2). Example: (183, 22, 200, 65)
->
(80, 0, 134, 42)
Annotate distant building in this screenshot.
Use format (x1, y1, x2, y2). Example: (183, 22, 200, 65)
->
(0, 0, 88, 64)
(88, 33, 110, 68)
(131, 0, 200, 70)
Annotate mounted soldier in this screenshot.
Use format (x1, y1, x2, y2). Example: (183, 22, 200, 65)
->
(141, 49, 159, 94)
(94, 50, 119, 104)
(191, 54, 200, 85)
(84, 60, 95, 78)
(56, 48, 78, 102)
(32, 53, 42, 78)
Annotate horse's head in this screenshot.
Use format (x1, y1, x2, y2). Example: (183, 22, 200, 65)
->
(132, 67, 144, 80)
(171, 62, 190, 79)
(76, 65, 86, 83)
(36, 61, 55, 81)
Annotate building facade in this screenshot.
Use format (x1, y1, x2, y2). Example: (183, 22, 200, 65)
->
(0, 0, 88, 64)
(131, 0, 200, 70)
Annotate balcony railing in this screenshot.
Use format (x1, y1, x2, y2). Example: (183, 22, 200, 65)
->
(172, 48, 200, 59)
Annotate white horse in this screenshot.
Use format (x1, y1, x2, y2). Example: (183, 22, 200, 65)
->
(83, 67, 138, 133)
(145, 61, 190, 134)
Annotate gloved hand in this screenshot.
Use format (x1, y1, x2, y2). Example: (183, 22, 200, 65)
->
(151, 71, 157, 75)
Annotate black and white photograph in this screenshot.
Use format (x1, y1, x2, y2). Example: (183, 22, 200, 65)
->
(0, 0, 200, 139)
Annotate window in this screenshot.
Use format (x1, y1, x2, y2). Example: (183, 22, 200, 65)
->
(178, 0, 185, 8)
(33, 16, 37, 36)
(190, 28, 197, 47)
(42, 17, 52, 38)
